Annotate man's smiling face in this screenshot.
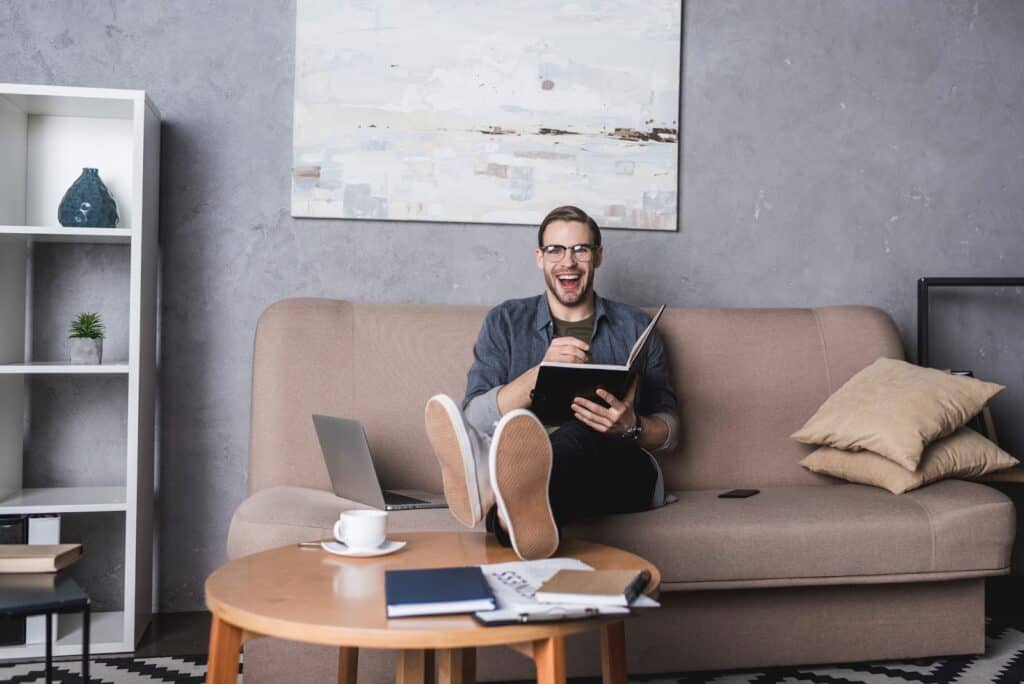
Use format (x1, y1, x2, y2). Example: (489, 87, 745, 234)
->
(535, 219, 602, 310)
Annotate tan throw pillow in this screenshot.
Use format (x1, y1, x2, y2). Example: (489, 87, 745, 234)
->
(800, 427, 1018, 494)
(791, 358, 1004, 470)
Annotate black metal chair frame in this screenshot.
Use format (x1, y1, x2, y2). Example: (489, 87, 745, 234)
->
(917, 277, 1024, 367)
(2, 597, 90, 683)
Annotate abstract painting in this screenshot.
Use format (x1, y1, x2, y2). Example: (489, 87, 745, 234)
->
(293, 0, 681, 230)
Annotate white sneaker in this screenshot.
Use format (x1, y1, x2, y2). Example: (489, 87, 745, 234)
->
(490, 410, 559, 560)
(424, 394, 492, 527)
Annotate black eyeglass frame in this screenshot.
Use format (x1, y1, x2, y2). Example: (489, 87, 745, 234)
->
(539, 243, 601, 261)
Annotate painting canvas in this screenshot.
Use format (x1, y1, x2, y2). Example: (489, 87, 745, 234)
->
(293, 0, 681, 230)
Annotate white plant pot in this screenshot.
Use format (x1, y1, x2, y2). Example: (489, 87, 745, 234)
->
(67, 337, 103, 364)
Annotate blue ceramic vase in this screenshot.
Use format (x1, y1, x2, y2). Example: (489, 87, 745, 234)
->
(58, 168, 119, 228)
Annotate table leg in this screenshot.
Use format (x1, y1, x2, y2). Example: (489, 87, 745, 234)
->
(533, 636, 566, 684)
(45, 612, 52, 684)
(437, 648, 475, 684)
(338, 646, 358, 684)
(82, 604, 91, 684)
(397, 649, 436, 684)
(600, 621, 627, 684)
(205, 614, 243, 684)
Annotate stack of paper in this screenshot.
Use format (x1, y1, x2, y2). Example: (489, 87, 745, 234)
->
(474, 558, 659, 625)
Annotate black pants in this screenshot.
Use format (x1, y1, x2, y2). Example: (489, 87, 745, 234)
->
(487, 420, 659, 544)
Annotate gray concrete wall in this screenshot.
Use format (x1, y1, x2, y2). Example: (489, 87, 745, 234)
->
(2, 1, 1022, 611)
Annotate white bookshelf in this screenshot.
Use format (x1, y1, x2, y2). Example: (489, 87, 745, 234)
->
(0, 363, 130, 374)
(5, 611, 125, 659)
(0, 486, 128, 513)
(0, 226, 133, 243)
(0, 83, 159, 658)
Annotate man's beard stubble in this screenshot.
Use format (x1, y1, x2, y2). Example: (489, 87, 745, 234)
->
(544, 269, 593, 309)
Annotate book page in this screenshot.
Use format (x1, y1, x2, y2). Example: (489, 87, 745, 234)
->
(626, 305, 667, 368)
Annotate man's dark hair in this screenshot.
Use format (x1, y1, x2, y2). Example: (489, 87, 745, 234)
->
(537, 205, 602, 247)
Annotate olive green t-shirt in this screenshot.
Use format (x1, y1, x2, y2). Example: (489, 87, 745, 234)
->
(551, 314, 595, 346)
(549, 314, 595, 433)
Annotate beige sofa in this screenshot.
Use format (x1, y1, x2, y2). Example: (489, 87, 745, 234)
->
(226, 298, 1015, 682)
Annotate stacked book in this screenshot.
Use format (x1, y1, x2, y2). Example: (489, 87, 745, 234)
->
(534, 568, 651, 607)
(0, 544, 83, 573)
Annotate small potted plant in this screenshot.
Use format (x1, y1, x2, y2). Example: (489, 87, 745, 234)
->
(68, 312, 104, 364)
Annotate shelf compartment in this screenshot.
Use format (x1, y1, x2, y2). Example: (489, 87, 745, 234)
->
(0, 87, 137, 230)
(0, 610, 128, 659)
(0, 486, 127, 513)
(0, 226, 131, 243)
(0, 363, 129, 375)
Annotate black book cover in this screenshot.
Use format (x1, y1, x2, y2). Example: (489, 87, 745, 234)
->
(530, 305, 665, 426)
(530, 365, 635, 426)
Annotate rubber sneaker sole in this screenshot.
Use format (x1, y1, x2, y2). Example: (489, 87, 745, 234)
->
(424, 395, 481, 527)
(491, 410, 559, 560)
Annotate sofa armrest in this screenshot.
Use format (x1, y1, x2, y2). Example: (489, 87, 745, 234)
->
(227, 486, 364, 560)
(226, 485, 479, 560)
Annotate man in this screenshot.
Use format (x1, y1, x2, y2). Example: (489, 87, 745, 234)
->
(425, 205, 678, 560)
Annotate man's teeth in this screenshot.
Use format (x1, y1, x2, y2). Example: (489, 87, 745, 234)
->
(557, 275, 580, 282)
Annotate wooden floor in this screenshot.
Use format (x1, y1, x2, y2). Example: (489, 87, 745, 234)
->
(135, 611, 211, 658)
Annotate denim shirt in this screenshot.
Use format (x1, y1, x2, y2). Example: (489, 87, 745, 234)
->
(462, 293, 679, 452)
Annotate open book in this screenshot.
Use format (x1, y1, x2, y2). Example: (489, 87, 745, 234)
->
(529, 305, 666, 426)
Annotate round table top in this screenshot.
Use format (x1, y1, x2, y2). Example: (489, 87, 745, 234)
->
(205, 531, 660, 650)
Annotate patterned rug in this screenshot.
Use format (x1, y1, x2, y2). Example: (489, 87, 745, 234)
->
(633, 619, 1024, 684)
(0, 621, 1020, 683)
(0, 655, 239, 683)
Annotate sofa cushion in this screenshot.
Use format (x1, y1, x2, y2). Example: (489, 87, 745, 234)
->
(226, 485, 481, 560)
(564, 480, 1014, 589)
(791, 358, 1004, 470)
(801, 428, 1018, 494)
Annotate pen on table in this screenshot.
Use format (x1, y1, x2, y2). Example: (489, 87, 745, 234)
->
(625, 570, 651, 603)
(518, 607, 601, 623)
(298, 540, 328, 548)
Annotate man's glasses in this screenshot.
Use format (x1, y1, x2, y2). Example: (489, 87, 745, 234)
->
(540, 243, 598, 262)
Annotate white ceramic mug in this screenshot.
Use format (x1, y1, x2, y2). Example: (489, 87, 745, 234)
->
(334, 509, 387, 550)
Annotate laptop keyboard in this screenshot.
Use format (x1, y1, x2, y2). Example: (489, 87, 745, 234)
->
(383, 491, 427, 506)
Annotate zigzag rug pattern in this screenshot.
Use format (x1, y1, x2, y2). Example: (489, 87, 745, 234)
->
(0, 654, 239, 683)
(640, 620, 1024, 684)
(0, 621, 1020, 683)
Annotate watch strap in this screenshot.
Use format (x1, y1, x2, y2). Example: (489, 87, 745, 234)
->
(622, 414, 642, 441)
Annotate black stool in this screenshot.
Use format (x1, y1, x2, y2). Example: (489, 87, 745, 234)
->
(0, 573, 90, 683)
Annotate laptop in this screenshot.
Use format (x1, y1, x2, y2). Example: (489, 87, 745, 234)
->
(313, 414, 447, 511)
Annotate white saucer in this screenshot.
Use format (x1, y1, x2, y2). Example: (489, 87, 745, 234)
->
(321, 539, 407, 558)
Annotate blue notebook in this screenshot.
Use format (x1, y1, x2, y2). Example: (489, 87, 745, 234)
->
(385, 566, 496, 618)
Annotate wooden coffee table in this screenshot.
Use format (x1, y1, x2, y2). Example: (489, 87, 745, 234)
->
(204, 531, 659, 684)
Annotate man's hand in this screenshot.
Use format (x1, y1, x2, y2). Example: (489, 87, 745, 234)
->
(543, 336, 590, 364)
(571, 377, 638, 436)
(499, 337, 590, 414)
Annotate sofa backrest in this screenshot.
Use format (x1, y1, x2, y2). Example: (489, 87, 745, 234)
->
(248, 299, 903, 495)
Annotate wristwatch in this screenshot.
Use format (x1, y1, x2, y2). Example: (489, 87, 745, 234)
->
(621, 414, 642, 441)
